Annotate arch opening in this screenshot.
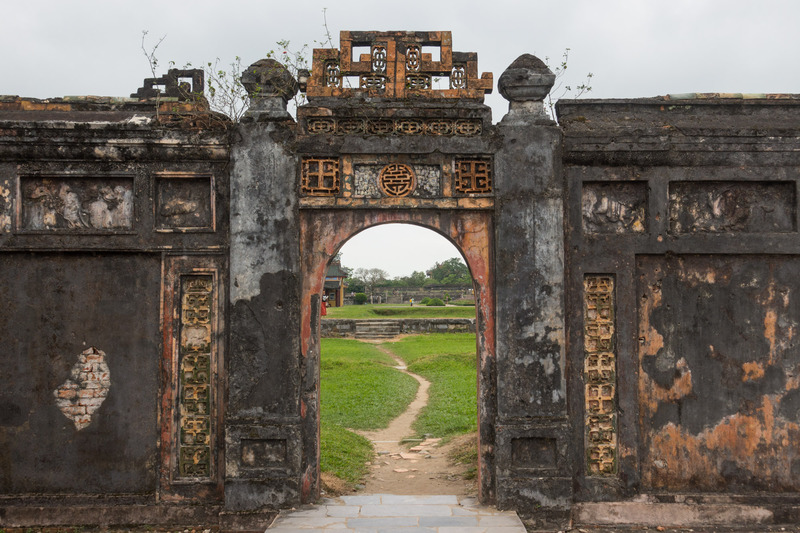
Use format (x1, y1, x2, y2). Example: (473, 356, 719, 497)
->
(299, 211, 496, 505)
(320, 223, 478, 495)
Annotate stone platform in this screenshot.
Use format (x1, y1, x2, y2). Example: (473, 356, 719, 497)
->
(267, 493, 526, 532)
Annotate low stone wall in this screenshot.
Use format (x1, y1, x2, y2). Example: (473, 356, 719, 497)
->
(321, 318, 476, 337)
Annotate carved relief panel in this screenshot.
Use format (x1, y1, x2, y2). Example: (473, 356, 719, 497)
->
(300, 155, 493, 206)
(19, 176, 134, 232)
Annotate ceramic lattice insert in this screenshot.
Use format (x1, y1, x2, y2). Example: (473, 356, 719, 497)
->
(379, 164, 416, 197)
(584, 275, 617, 475)
(178, 275, 214, 479)
(455, 158, 492, 194)
(305, 31, 492, 100)
(301, 158, 340, 196)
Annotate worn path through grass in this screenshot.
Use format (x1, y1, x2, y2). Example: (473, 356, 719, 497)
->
(382, 333, 478, 439)
(319, 333, 478, 492)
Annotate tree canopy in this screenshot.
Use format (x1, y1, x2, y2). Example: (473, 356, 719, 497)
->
(343, 257, 471, 294)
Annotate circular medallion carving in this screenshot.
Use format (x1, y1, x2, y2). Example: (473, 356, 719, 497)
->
(379, 164, 416, 197)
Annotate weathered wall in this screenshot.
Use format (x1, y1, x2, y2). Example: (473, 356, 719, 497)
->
(0, 96, 229, 523)
(493, 114, 570, 509)
(5, 38, 800, 529)
(558, 96, 800, 502)
(1, 253, 160, 493)
(226, 113, 301, 510)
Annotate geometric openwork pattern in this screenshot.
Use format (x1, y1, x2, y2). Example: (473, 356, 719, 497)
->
(306, 31, 492, 100)
(305, 117, 483, 137)
(379, 164, 416, 197)
(584, 275, 617, 476)
(178, 275, 214, 479)
(301, 158, 340, 196)
(455, 158, 492, 194)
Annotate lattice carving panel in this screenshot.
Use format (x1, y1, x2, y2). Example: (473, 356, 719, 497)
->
(379, 164, 416, 197)
(306, 31, 492, 100)
(301, 158, 340, 196)
(304, 117, 482, 137)
(178, 275, 214, 479)
(455, 159, 492, 194)
(584, 276, 617, 476)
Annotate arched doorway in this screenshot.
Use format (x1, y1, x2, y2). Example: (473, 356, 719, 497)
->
(299, 210, 496, 504)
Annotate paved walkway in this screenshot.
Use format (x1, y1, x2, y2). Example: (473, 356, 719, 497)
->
(267, 493, 527, 532)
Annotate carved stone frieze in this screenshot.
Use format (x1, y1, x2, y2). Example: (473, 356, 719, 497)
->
(584, 275, 617, 476)
(582, 182, 646, 234)
(20, 176, 133, 231)
(178, 275, 214, 479)
(669, 181, 795, 234)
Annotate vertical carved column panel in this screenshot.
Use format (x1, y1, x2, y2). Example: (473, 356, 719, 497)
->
(178, 275, 214, 479)
(584, 276, 617, 476)
(160, 256, 224, 500)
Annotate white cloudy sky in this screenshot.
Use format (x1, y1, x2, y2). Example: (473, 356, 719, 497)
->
(3, 0, 798, 277)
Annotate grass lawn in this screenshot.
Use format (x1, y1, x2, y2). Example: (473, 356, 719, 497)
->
(318, 334, 478, 485)
(324, 303, 475, 319)
(319, 338, 418, 484)
(320, 420, 373, 484)
(383, 333, 478, 439)
(320, 338, 418, 430)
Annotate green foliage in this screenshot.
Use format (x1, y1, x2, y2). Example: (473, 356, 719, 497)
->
(140, 31, 309, 122)
(420, 297, 432, 305)
(354, 292, 368, 305)
(451, 298, 476, 306)
(383, 333, 478, 438)
(427, 257, 471, 285)
(345, 276, 365, 294)
(544, 48, 594, 119)
(320, 339, 418, 430)
(350, 267, 389, 297)
(425, 297, 445, 307)
(324, 304, 474, 319)
(320, 420, 373, 484)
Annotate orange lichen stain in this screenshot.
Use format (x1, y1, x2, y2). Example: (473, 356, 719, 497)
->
(759, 280, 795, 366)
(19, 101, 72, 112)
(742, 361, 766, 382)
(638, 271, 666, 418)
(649, 358, 693, 403)
(764, 309, 778, 365)
(644, 395, 800, 491)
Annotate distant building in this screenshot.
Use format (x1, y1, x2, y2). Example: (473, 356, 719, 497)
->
(324, 261, 348, 306)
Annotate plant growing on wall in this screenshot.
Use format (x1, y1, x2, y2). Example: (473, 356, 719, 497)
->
(544, 48, 593, 118)
(140, 32, 309, 122)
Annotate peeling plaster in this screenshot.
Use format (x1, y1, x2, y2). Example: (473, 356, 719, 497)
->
(53, 347, 111, 430)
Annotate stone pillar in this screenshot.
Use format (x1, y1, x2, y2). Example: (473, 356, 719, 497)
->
(493, 55, 572, 511)
(225, 60, 303, 511)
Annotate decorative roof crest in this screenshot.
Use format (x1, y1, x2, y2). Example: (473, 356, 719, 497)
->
(304, 31, 492, 101)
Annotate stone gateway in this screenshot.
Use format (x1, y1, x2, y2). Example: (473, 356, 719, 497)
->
(2, 30, 800, 529)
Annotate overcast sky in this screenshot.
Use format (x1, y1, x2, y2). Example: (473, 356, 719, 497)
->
(3, 0, 799, 277)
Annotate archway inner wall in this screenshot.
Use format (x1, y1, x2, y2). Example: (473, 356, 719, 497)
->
(299, 210, 496, 503)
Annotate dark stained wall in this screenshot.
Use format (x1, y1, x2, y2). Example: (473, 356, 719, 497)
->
(0, 253, 161, 493)
(559, 96, 800, 500)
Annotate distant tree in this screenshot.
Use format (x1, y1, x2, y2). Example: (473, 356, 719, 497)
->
(352, 268, 389, 299)
(427, 258, 471, 285)
(344, 276, 365, 294)
(404, 270, 427, 286)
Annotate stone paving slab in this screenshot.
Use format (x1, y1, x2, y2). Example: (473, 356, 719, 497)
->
(267, 493, 527, 532)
